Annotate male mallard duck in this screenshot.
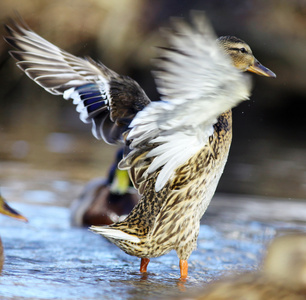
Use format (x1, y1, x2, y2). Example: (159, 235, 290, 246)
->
(186, 234, 306, 299)
(5, 12, 275, 279)
(0, 194, 28, 272)
(70, 148, 139, 226)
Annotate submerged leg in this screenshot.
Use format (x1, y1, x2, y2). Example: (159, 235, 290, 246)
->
(179, 259, 188, 280)
(140, 258, 150, 273)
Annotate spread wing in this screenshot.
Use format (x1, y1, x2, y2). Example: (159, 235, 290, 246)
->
(5, 13, 251, 195)
(4, 21, 150, 144)
(119, 11, 251, 192)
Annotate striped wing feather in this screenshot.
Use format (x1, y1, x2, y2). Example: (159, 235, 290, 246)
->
(4, 22, 150, 143)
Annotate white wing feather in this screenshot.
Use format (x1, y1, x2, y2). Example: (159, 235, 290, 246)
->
(9, 27, 106, 95)
(122, 12, 251, 192)
(90, 226, 141, 243)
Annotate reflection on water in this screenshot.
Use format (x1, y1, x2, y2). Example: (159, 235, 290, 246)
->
(0, 170, 306, 299)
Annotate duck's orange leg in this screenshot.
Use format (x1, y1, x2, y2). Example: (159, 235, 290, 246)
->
(140, 258, 150, 273)
(179, 259, 188, 280)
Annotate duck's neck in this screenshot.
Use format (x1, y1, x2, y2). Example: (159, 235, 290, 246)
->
(214, 110, 232, 134)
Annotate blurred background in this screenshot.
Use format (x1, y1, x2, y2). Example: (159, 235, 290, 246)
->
(0, 0, 305, 201)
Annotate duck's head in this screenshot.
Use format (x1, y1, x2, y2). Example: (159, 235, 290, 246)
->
(0, 194, 28, 222)
(218, 36, 276, 78)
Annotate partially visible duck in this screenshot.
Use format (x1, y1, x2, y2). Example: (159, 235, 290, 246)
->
(70, 149, 139, 226)
(185, 234, 306, 300)
(0, 194, 28, 273)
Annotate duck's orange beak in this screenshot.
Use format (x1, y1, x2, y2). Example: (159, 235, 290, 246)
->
(0, 195, 28, 222)
(247, 59, 276, 78)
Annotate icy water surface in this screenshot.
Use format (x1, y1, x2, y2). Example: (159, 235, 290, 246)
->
(1, 194, 306, 299)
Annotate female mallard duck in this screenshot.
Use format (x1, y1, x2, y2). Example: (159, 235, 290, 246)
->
(0, 194, 28, 272)
(70, 148, 139, 226)
(186, 234, 306, 299)
(5, 12, 275, 279)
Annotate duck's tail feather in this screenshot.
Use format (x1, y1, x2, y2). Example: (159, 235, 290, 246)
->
(90, 225, 141, 243)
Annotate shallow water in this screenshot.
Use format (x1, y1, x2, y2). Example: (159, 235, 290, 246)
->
(1, 190, 306, 299)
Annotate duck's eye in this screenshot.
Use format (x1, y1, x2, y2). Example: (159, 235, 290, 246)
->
(240, 48, 247, 53)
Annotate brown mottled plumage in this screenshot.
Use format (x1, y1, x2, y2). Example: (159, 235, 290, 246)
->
(0, 194, 28, 272)
(4, 12, 275, 279)
(104, 110, 233, 263)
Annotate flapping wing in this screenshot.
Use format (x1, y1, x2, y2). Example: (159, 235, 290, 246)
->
(119, 11, 251, 192)
(4, 21, 150, 143)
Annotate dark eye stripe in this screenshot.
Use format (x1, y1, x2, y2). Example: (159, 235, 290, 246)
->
(229, 47, 248, 54)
